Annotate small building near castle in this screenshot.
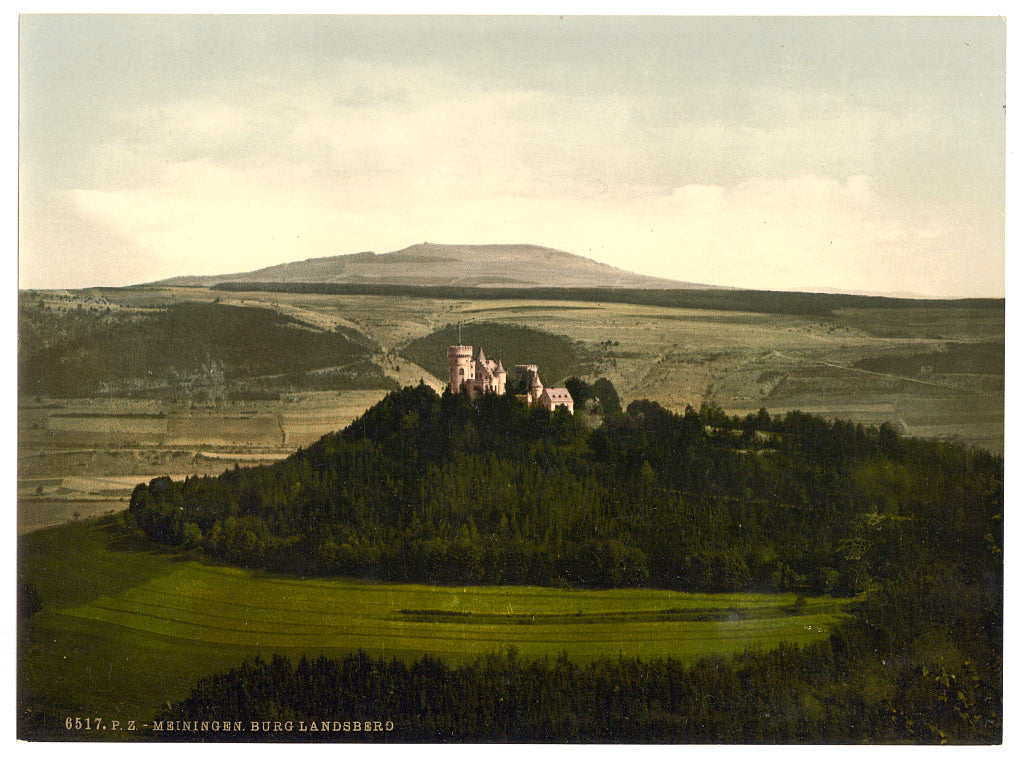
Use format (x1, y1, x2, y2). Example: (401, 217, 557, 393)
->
(447, 345, 574, 414)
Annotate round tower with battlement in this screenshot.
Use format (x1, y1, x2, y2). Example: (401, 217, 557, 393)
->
(448, 345, 474, 394)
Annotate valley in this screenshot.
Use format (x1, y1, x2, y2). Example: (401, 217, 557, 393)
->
(18, 285, 1003, 536)
(16, 282, 1004, 742)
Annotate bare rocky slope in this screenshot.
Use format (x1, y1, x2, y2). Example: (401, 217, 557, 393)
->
(152, 242, 710, 289)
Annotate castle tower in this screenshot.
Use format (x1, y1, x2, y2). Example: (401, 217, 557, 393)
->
(447, 345, 474, 393)
(495, 359, 507, 395)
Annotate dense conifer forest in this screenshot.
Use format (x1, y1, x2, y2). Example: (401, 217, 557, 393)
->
(129, 383, 1002, 743)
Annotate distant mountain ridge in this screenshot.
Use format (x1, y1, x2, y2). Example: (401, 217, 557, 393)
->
(152, 243, 711, 290)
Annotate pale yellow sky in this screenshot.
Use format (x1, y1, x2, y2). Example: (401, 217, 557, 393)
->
(18, 14, 1006, 296)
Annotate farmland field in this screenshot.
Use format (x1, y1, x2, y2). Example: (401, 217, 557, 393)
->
(18, 517, 849, 738)
(17, 390, 390, 533)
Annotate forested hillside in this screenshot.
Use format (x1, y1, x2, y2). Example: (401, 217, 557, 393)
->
(135, 384, 1002, 742)
(18, 300, 397, 398)
(128, 383, 1000, 595)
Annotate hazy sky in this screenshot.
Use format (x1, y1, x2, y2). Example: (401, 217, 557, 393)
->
(18, 15, 1006, 296)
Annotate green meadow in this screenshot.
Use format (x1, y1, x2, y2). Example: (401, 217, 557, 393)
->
(19, 516, 849, 738)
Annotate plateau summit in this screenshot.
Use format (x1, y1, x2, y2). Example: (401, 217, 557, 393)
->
(152, 243, 709, 290)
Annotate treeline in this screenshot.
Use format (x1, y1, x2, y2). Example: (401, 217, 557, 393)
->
(209, 281, 1005, 317)
(159, 563, 1002, 744)
(127, 383, 1001, 596)
(18, 301, 396, 398)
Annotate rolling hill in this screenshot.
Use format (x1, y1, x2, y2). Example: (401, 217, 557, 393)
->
(18, 300, 397, 399)
(152, 243, 710, 289)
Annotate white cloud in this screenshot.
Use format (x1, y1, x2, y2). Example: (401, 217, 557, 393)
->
(19, 18, 1004, 297)
(60, 138, 1000, 296)
(69, 161, 364, 279)
(669, 185, 726, 214)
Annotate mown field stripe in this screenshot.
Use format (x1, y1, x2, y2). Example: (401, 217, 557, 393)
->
(80, 593, 841, 639)
(61, 599, 841, 648)
(135, 565, 830, 614)
(121, 587, 820, 626)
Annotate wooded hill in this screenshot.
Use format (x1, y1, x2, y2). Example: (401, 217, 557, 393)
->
(127, 383, 1001, 595)
(18, 300, 397, 399)
(134, 383, 1002, 743)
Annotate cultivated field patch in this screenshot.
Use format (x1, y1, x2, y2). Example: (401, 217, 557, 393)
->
(19, 518, 849, 734)
(17, 391, 396, 535)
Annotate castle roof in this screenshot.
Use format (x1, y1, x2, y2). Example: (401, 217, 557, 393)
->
(495, 359, 506, 374)
(531, 372, 543, 389)
(542, 387, 573, 402)
(477, 348, 487, 364)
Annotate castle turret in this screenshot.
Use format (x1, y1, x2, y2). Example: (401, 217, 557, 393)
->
(530, 371, 544, 403)
(476, 348, 489, 380)
(447, 345, 474, 393)
(495, 359, 507, 395)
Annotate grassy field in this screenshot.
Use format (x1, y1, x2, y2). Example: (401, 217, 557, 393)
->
(18, 517, 850, 739)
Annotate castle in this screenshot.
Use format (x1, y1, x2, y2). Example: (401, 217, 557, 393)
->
(447, 345, 574, 414)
